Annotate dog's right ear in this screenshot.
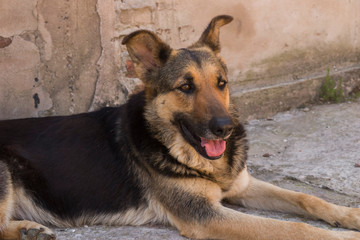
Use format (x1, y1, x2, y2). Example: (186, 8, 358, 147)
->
(122, 30, 172, 81)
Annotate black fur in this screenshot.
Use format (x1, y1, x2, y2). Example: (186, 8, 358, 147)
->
(225, 123, 248, 173)
(0, 94, 150, 218)
(158, 185, 219, 223)
(0, 90, 247, 222)
(0, 162, 9, 201)
(156, 48, 226, 93)
(178, 48, 203, 67)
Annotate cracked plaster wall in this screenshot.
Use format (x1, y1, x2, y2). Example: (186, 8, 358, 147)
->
(1, 0, 360, 119)
(0, 0, 101, 119)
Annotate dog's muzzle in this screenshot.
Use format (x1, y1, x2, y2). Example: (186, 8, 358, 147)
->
(209, 116, 234, 139)
(176, 114, 235, 160)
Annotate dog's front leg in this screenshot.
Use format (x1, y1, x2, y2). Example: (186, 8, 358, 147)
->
(159, 178, 360, 240)
(225, 173, 360, 232)
(169, 204, 360, 240)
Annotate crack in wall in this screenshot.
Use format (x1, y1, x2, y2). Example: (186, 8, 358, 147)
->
(89, 0, 105, 112)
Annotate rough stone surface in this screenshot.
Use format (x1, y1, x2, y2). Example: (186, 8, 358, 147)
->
(247, 100, 360, 198)
(53, 100, 360, 239)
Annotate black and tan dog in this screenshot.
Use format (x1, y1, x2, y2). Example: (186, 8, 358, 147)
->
(1, 15, 360, 240)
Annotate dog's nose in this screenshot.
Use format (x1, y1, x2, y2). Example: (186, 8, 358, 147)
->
(209, 117, 234, 138)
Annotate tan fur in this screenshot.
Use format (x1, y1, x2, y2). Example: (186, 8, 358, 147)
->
(69, 198, 170, 228)
(168, 134, 214, 174)
(0, 220, 54, 240)
(222, 167, 250, 200)
(144, 53, 232, 175)
(172, 209, 360, 240)
(0, 179, 14, 232)
(235, 178, 360, 230)
(132, 16, 360, 238)
(0, 184, 56, 240)
(11, 188, 64, 228)
(167, 169, 360, 240)
(11, 188, 170, 229)
(192, 62, 230, 119)
(146, 93, 215, 174)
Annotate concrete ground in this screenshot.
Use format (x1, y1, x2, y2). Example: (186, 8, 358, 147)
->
(55, 100, 360, 239)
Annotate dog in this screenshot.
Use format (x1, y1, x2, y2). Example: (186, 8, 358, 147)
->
(0, 15, 360, 240)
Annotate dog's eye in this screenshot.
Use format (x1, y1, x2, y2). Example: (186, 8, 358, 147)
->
(218, 76, 227, 90)
(179, 84, 194, 93)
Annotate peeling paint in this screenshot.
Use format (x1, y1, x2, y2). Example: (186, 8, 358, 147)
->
(0, 36, 12, 48)
(32, 93, 40, 108)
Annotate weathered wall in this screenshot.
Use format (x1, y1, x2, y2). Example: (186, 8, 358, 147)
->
(0, 0, 101, 118)
(1, 0, 360, 120)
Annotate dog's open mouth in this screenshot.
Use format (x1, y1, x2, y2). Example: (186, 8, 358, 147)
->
(178, 120, 226, 160)
(200, 138, 226, 158)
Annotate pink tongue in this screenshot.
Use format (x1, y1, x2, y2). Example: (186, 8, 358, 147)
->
(200, 138, 226, 157)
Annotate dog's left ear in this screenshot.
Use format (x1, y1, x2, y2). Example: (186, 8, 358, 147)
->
(193, 15, 233, 54)
(122, 30, 172, 81)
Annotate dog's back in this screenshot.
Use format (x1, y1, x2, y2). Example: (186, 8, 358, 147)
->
(0, 92, 157, 227)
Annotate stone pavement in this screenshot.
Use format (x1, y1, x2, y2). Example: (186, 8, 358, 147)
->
(55, 100, 360, 239)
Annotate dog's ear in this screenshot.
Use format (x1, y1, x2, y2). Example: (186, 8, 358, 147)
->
(122, 30, 172, 81)
(193, 15, 233, 54)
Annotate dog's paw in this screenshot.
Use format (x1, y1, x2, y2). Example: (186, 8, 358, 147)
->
(1, 220, 56, 240)
(335, 207, 360, 231)
(20, 227, 56, 240)
(333, 230, 360, 240)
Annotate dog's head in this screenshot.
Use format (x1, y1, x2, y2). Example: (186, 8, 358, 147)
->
(122, 15, 235, 166)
